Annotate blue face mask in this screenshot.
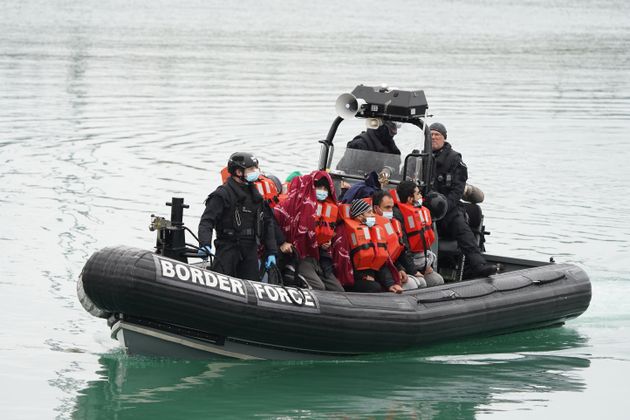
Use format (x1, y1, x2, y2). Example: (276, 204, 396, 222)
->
(382, 211, 394, 220)
(364, 216, 376, 228)
(245, 171, 260, 183)
(316, 190, 328, 201)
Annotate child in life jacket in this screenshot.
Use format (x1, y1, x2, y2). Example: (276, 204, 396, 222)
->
(341, 199, 403, 293)
(372, 190, 427, 290)
(273, 171, 344, 291)
(393, 181, 444, 287)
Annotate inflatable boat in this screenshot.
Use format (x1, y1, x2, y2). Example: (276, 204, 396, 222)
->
(77, 85, 591, 360)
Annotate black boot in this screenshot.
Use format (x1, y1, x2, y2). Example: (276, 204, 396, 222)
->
(467, 263, 498, 278)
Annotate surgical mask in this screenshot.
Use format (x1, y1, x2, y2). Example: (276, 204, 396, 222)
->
(365, 216, 376, 228)
(245, 171, 260, 183)
(316, 190, 328, 201)
(382, 211, 394, 220)
(414, 199, 423, 207)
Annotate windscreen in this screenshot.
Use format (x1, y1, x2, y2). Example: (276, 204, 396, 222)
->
(327, 119, 426, 185)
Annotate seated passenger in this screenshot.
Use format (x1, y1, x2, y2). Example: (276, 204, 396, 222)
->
(339, 199, 403, 294)
(372, 190, 427, 290)
(339, 171, 381, 204)
(273, 171, 344, 291)
(394, 181, 445, 287)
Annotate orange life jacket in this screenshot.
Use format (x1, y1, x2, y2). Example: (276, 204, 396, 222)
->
(253, 175, 280, 207)
(345, 218, 389, 271)
(397, 202, 435, 253)
(314, 200, 338, 245)
(376, 214, 405, 262)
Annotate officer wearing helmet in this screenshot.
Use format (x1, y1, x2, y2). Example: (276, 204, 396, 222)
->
(198, 152, 278, 281)
(430, 122, 496, 278)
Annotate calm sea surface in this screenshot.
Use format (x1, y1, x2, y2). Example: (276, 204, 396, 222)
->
(1, 0, 629, 418)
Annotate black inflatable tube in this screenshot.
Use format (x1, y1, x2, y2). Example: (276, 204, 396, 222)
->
(80, 246, 591, 355)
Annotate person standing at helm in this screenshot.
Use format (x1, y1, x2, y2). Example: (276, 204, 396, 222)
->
(336, 120, 402, 176)
(273, 171, 344, 291)
(430, 122, 497, 278)
(197, 152, 278, 281)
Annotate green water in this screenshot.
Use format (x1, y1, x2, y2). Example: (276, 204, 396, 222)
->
(74, 329, 592, 419)
(2, 0, 629, 418)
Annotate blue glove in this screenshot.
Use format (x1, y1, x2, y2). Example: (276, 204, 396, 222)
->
(265, 255, 277, 269)
(197, 245, 212, 259)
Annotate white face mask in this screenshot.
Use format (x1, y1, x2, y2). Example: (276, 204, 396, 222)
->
(414, 199, 423, 207)
(382, 211, 394, 220)
(316, 190, 328, 201)
(364, 216, 376, 228)
(245, 171, 260, 183)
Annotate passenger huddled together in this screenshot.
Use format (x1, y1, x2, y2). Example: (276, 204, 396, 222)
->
(198, 152, 445, 294)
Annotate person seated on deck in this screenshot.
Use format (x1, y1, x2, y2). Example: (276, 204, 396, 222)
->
(336, 120, 402, 178)
(335, 199, 403, 294)
(197, 152, 278, 281)
(372, 190, 427, 290)
(393, 181, 445, 287)
(339, 171, 382, 203)
(273, 171, 344, 291)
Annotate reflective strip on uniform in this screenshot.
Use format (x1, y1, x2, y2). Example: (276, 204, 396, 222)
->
(324, 205, 332, 218)
(363, 227, 371, 240)
(351, 233, 357, 246)
(375, 228, 382, 241)
(419, 211, 425, 224)
(316, 204, 322, 216)
(407, 215, 415, 228)
(256, 184, 264, 195)
(384, 222, 394, 235)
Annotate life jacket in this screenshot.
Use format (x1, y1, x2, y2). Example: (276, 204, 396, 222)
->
(376, 215, 404, 262)
(277, 181, 290, 204)
(338, 197, 373, 221)
(345, 218, 389, 271)
(253, 175, 280, 208)
(314, 200, 338, 245)
(396, 202, 435, 253)
(220, 167, 279, 207)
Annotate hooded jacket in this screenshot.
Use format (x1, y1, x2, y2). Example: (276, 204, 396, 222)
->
(273, 170, 337, 260)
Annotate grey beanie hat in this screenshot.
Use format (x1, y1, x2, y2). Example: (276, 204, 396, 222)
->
(350, 199, 371, 218)
(430, 122, 447, 139)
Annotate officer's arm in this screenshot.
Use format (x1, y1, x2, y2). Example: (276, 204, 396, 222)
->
(445, 157, 468, 211)
(262, 203, 279, 256)
(198, 194, 225, 247)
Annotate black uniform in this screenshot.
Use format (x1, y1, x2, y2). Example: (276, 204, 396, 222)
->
(432, 142, 486, 268)
(336, 126, 402, 176)
(198, 176, 277, 281)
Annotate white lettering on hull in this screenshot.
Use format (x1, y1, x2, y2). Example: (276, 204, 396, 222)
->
(155, 255, 319, 311)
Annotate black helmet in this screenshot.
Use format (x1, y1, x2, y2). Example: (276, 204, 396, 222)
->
(425, 191, 448, 221)
(227, 152, 259, 175)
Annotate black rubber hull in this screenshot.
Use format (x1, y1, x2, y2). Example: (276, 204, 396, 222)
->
(80, 246, 591, 357)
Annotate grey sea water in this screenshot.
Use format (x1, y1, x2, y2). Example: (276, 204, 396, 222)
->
(1, 0, 629, 418)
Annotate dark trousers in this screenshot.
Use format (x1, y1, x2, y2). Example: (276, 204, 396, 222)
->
(437, 207, 486, 267)
(346, 267, 393, 293)
(212, 239, 259, 281)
